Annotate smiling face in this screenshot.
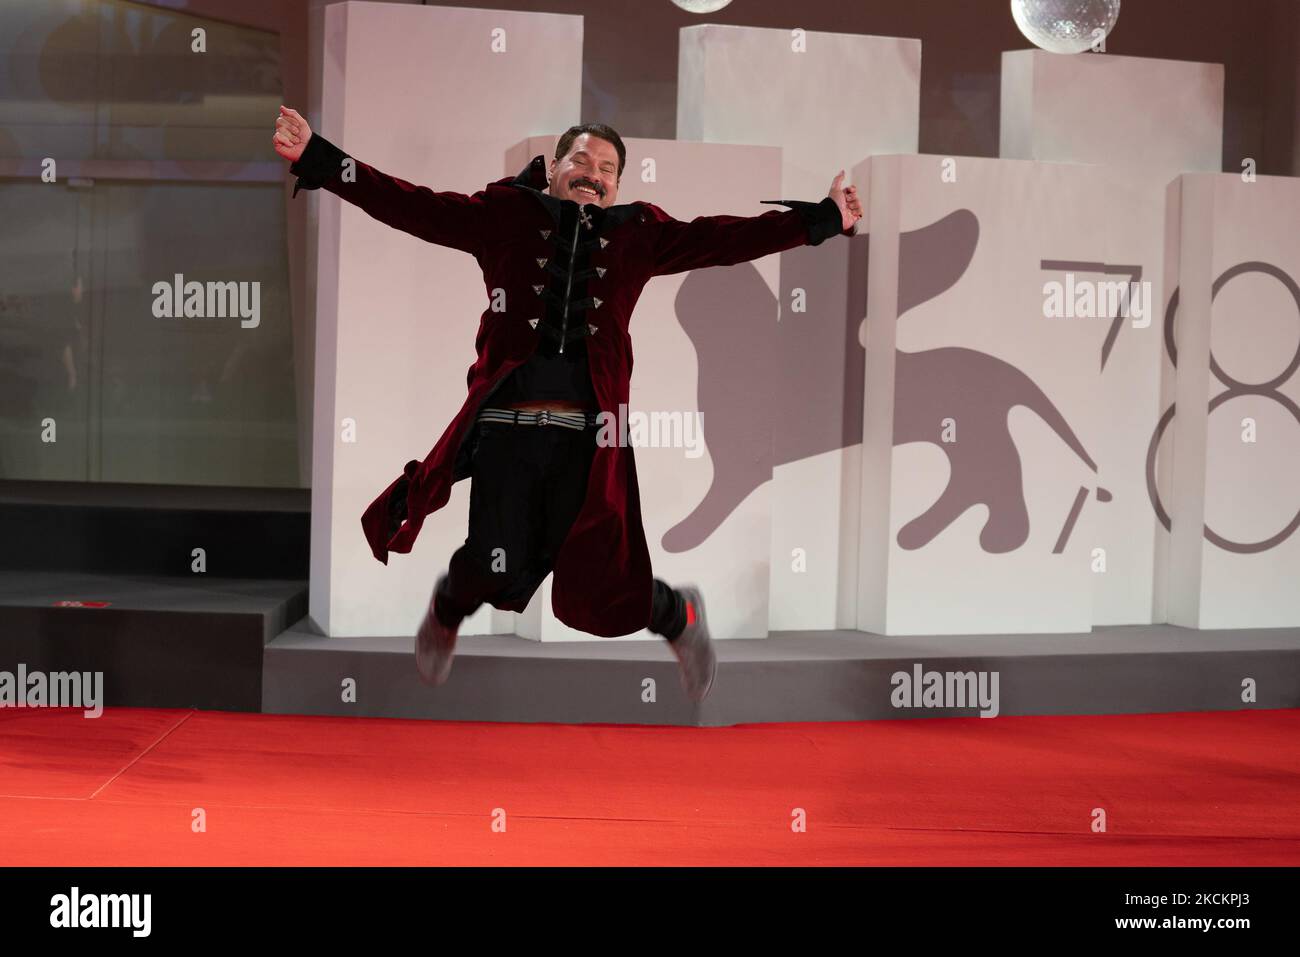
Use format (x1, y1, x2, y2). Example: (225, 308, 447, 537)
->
(548, 132, 621, 208)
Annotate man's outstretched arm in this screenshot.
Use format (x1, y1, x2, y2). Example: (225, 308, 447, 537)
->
(649, 171, 862, 276)
(274, 106, 488, 257)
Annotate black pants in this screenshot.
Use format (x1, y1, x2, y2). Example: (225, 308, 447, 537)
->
(433, 421, 686, 640)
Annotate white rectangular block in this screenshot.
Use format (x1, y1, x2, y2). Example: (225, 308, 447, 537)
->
(679, 24, 920, 188)
(505, 136, 787, 642)
(309, 2, 582, 638)
(1166, 173, 1300, 629)
(1001, 50, 1225, 626)
(859, 154, 1108, 635)
(678, 24, 920, 631)
(1000, 50, 1223, 171)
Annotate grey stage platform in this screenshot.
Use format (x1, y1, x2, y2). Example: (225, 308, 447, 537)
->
(0, 570, 306, 711)
(262, 618, 1300, 727)
(4, 479, 1295, 725)
(0, 479, 309, 712)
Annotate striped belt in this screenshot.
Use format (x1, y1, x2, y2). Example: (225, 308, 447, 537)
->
(476, 407, 599, 430)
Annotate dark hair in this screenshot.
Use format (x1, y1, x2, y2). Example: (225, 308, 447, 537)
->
(554, 123, 626, 179)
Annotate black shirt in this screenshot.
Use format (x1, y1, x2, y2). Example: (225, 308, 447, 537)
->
(489, 339, 598, 408)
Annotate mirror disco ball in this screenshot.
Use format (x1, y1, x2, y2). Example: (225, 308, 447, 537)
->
(1011, 0, 1122, 54)
(671, 0, 735, 12)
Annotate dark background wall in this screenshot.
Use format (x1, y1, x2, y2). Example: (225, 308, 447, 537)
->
(6, 0, 1289, 490)
(419, 0, 1299, 175)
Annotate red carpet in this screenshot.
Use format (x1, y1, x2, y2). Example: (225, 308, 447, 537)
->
(1, 707, 1297, 866)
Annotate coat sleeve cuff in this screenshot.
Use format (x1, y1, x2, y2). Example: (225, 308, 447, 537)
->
(361, 458, 423, 564)
(759, 196, 852, 246)
(385, 459, 421, 537)
(289, 131, 348, 198)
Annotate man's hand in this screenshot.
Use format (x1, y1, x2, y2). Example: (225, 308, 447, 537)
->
(273, 105, 311, 164)
(828, 170, 862, 232)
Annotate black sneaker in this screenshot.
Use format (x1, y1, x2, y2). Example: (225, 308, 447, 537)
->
(669, 584, 716, 702)
(415, 574, 458, 686)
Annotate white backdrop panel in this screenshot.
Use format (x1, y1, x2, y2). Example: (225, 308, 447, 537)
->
(1000, 50, 1224, 626)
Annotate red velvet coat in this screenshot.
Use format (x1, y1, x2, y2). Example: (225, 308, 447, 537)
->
(291, 132, 854, 636)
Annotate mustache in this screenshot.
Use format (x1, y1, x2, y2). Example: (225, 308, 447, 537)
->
(570, 177, 605, 196)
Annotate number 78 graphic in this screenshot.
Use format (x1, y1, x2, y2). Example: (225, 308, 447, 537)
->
(1040, 258, 1300, 554)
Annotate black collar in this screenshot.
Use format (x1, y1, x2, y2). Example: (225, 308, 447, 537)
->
(509, 154, 641, 232)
